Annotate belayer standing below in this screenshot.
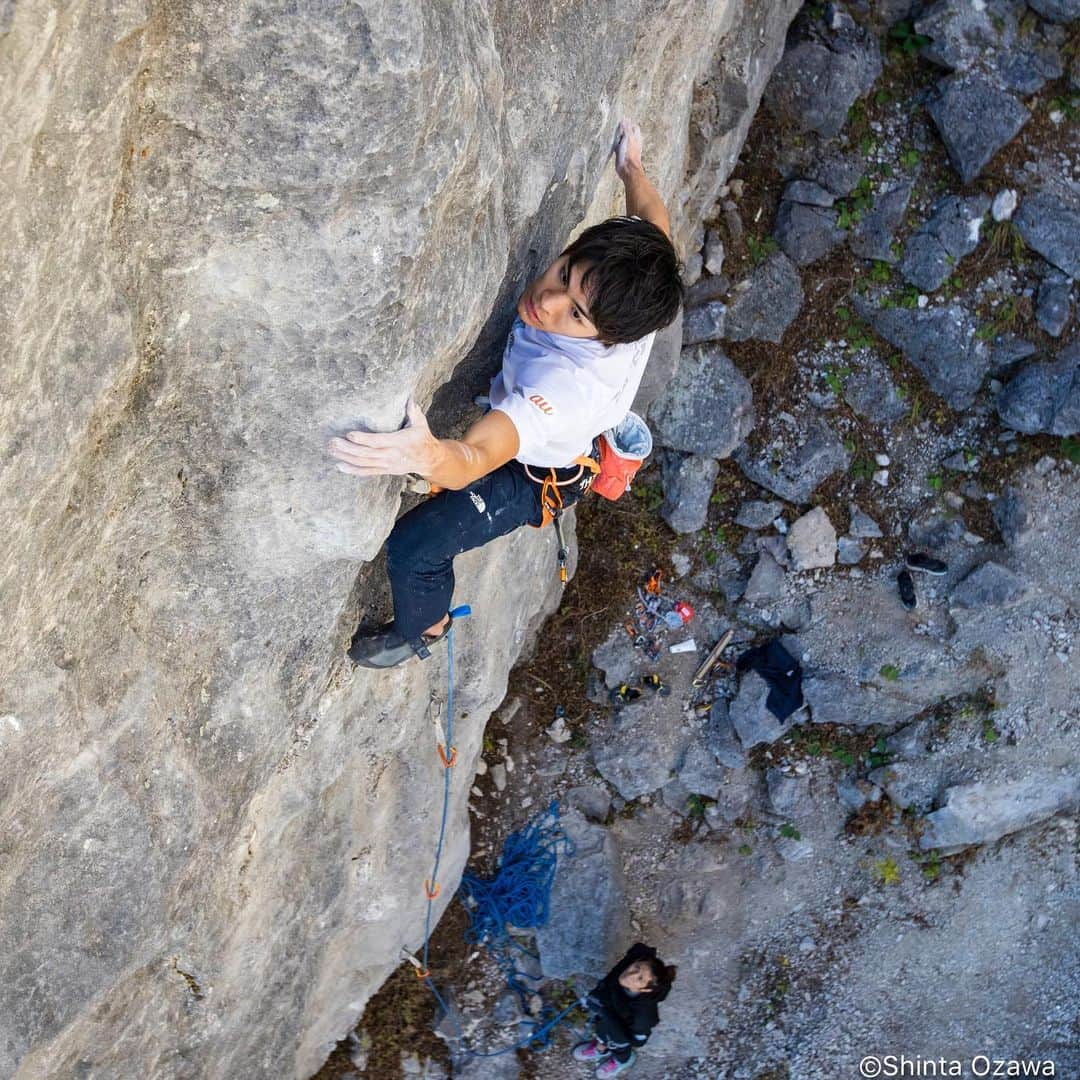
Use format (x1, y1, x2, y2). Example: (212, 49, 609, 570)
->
(573, 942, 677, 1076)
(330, 118, 684, 668)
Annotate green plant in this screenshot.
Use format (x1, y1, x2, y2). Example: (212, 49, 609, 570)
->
(779, 823, 801, 840)
(867, 736, 891, 770)
(831, 747, 857, 768)
(988, 220, 1026, 260)
(874, 87, 892, 107)
(747, 234, 778, 264)
(899, 147, 921, 169)
(927, 473, 944, 492)
(918, 849, 941, 882)
(1061, 437, 1080, 465)
(982, 719, 1000, 744)
(874, 857, 901, 885)
(869, 260, 892, 284)
(851, 457, 876, 481)
(703, 548, 718, 567)
(824, 365, 851, 394)
(897, 284, 921, 309)
(738, 843, 753, 856)
(879, 664, 901, 682)
(887, 19, 930, 58)
(687, 794, 708, 820)
(1047, 93, 1080, 122)
(836, 174, 874, 230)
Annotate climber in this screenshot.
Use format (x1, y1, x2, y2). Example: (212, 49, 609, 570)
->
(329, 117, 684, 669)
(572, 942, 676, 1077)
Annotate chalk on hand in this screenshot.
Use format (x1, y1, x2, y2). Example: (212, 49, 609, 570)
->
(669, 638, 698, 654)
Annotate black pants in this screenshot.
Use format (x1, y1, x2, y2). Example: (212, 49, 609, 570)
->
(387, 460, 589, 641)
(594, 1011, 639, 1063)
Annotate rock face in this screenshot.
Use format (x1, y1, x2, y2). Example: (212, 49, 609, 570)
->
(0, 3, 801, 1076)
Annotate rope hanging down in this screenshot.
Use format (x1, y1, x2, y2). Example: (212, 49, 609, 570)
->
(404, 607, 586, 1059)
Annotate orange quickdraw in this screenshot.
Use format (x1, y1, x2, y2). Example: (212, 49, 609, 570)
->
(437, 744, 457, 768)
(424, 879, 440, 900)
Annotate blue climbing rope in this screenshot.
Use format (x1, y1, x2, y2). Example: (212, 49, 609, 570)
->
(407, 606, 587, 1059)
(459, 801, 573, 1006)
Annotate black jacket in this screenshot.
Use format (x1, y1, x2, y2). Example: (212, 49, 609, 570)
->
(587, 943, 668, 1051)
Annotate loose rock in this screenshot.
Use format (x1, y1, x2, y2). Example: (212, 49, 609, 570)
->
(848, 180, 912, 263)
(764, 11, 882, 137)
(1035, 272, 1072, 339)
(683, 301, 728, 346)
(950, 561, 1027, 609)
(995, 340, 1080, 436)
(730, 670, 796, 749)
(774, 199, 844, 267)
(734, 414, 851, 503)
(853, 296, 991, 410)
(787, 507, 837, 571)
(848, 504, 883, 538)
(744, 551, 787, 605)
(724, 252, 804, 343)
(899, 194, 990, 293)
(1014, 187, 1080, 279)
(925, 72, 1028, 184)
(650, 345, 756, 457)
(660, 451, 720, 535)
(918, 771, 1080, 853)
(536, 810, 625, 979)
(735, 499, 784, 530)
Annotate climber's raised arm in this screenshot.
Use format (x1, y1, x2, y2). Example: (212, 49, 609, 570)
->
(613, 119, 671, 240)
(329, 400, 519, 491)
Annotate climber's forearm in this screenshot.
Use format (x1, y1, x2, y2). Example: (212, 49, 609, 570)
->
(621, 162, 670, 239)
(420, 410, 520, 490)
(421, 438, 496, 490)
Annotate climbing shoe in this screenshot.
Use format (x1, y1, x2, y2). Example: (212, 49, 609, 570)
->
(897, 569, 917, 610)
(595, 1052, 636, 1077)
(905, 551, 948, 575)
(348, 617, 452, 669)
(572, 1039, 611, 1063)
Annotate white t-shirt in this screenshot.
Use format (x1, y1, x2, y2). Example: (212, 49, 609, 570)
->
(490, 317, 656, 467)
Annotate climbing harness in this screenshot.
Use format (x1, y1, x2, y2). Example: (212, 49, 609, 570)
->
(404, 605, 588, 1059)
(525, 411, 654, 581)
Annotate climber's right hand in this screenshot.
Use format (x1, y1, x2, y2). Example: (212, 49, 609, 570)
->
(612, 117, 643, 181)
(329, 397, 441, 478)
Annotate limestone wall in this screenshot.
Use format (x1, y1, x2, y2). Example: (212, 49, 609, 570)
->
(0, 2, 797, 1076)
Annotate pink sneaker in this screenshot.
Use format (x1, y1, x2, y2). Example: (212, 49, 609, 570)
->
(595, 1052, 636, 1077)
(572, 1039, 610, 1063)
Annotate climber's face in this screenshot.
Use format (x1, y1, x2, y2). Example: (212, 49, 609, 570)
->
(618, 960, 656, 994)
(517, 254, 599, 339)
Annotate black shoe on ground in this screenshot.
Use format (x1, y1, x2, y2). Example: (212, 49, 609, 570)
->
(348, 617, 452, 669)
(897, 569, 917, 610)
(905, 551, 948, 575)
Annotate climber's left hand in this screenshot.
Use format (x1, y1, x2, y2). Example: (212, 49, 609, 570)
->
(329, 397, 441, 478)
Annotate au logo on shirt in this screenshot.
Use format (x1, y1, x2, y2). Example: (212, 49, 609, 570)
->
(528, 393, 554, 415)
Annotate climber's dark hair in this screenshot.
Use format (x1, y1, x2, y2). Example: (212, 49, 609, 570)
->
(643, 956, 677, 1001)
(560, 216, 684, 345)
